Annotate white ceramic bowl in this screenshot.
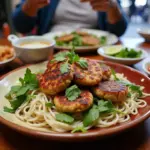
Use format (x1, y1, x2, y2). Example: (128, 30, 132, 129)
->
(142, 58, 150, 75)
(97, 45, 148, 65)
(8, 35, 55, 63)
(137, 28, 150, 42)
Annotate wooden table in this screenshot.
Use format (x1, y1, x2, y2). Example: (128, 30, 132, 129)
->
(0, 37, 150, 150)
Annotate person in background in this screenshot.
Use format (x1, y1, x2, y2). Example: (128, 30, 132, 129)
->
(129, 0, 136, 17)
(12, 0, 128, 37)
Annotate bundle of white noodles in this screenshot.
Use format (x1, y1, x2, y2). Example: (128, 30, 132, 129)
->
(15, 73, 149, 133)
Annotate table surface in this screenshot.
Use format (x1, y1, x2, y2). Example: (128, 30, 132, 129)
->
(0, 37, 150, 150)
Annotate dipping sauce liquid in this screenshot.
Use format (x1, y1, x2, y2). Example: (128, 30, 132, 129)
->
(20, 42, 50, 48)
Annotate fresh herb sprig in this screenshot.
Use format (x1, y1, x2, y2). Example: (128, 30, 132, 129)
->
(83, 100, 117, 127)
(65, 85, 81, 101)
(112, 48, 142, 58)
(51, 51, 69, 63)
(118, 81, 143, 97)
(100, 36, 107, 45)
(71, 126, 87, 133)
(55, 113, 74, 124)
(128, 84, 142, 97)
(60, 62, 69, 74)
(51, 47, 88, 74)
(111, 69, 119, 81)
(125, 83, 143, 97)
(4, 68, 39, 113)
(45, 102, 54, 108)
(110, 69, 142, 97)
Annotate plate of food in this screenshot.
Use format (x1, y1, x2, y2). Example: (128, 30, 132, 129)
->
(142, 58, 150, 76)
(43, 29, 118, 52)
(0, 45, 16, 66)
(137, 28, 150, 42)
(98, 45, 147, 65)
(0, 50, 149, 141)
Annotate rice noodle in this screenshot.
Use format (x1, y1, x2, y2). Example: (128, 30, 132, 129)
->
(15, 73, 149, 133)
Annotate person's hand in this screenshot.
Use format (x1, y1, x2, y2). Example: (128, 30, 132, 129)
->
(23, 0, 50, 16)
(80, 0, 121, 24)
(80, 0, 117, 12)
(25, 0, 50, 10)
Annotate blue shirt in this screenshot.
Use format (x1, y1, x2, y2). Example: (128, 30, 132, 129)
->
(12, 0, 128, 37)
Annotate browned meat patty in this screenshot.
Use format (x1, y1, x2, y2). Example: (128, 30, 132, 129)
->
(75, 30, 89, 36)
(73, 58, 103, 86)
(82, 36, 100, 46)
(99, 63, 111, 80)
(93, 81, 128, 103)
(54, 90, 93, 113)
(38, 62, 73, 95)
(56, 34, 74, 42)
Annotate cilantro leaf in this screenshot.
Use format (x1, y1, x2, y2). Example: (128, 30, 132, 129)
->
(5, 85, 21, 100)
(10, 85, 21, 93)
(54, 56, 66, 62)
(51, 51, 69, 62)
(98, 100, 114, 113)
(127, 92, 131, 98)
(50, 59, 56, 63)
(78, 59, 88, 69)
(83, 100, 116, 127)
(114, 48, 142, 58)
(55, 113, 74, 124)
(16, 86, 30, 97)
(115, 48, 128, 58)
(98, 100, 124, 115)
(136, 50, 142, 58)
(67, 49, 80, 64)
(65, 85, 81, 101)
(26, 94, 36, 103)
(128, 84, 142, 97)
(100, 36, 107, 45)
(45, 102, 54, 108)
(118, 81, 143, 97)
(72, 34, 82, 46)
(4, 69, 39, 113)
(19, 78, 24, 86)
(9, 95, 27, 110)
(71, 126, 87, 133)
(54, 51, 69, 58)
(24, 68, 38, 87)
(113, 79, 142, 98)
(60, 62, 69, 74)
(111, 69, 119, 81)
(3, 107, 15, 113)
(83, 108, 99, 127)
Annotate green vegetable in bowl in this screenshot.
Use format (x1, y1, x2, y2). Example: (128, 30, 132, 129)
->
(112, 48, 142, 58)
(100, 36, 107, 45)
(71, 34, 82, 46)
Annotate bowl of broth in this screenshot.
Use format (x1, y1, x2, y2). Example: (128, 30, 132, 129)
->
(8, 35, 55, 63)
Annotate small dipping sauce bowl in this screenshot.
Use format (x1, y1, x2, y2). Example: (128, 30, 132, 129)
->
(8, 34, 55, 63)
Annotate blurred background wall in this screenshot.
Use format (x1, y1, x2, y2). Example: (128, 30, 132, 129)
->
(0, 0, 150, 37)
